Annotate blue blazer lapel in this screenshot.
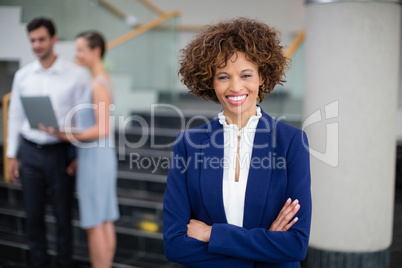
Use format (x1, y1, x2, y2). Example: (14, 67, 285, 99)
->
(199, 111, 277, 227)
(200, 119, 227, 223)
(243, 113, 276, 229)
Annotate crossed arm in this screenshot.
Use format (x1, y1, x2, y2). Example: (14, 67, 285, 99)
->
(187, 197, 301, 243)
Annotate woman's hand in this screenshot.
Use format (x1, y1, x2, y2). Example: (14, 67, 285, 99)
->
(269, 198, 300, 232)
(187, 219, 212, 243)
(66, 159, 78, 176)
(38, 124, 68, 141)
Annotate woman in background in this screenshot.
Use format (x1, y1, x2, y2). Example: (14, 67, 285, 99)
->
(41, 31, 119, 268)
(163, 18, 312, 267)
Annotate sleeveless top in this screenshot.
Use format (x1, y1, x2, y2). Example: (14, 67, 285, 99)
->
(75, 76, 115, 147)
(75, 76, 119, 229)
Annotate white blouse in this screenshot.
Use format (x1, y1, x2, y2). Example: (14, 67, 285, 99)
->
(218, 106, 262, 227)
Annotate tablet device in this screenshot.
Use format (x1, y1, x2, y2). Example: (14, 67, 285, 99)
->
(20, 96, 59, 130)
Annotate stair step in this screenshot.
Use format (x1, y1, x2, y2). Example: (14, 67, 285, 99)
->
(0, 180, 165, 203)
(0, 179, 165, 208)
(116, 129, 178, 151)
(0, 194, 163, 228)
(0, 205, 166, 262)
(118, 170, 167, 184)
(0, 231, 177, 268)
(129, 110, 215, 130)
(0, 203, 162, 239)
(0, 181, 166, 241)
(118, 148, 170, 176)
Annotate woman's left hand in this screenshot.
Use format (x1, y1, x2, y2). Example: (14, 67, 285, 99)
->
(187, 219, 212, 243)
(66, 158, 78, 176)
(38, 124, 68, 141)
(269, 198, 300, 232)
(38, 123, 57, 134)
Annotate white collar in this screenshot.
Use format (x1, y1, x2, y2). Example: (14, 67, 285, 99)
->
(218, 106, 262, 131)
(32, 56, 63, 74)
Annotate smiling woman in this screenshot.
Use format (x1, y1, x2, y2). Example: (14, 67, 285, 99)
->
(163, 17, 312, 268)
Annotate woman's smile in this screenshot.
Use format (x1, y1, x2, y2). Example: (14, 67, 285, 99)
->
(226, 94, 248, 105)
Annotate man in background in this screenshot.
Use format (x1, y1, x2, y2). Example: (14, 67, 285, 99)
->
(7, 17, 87, 267)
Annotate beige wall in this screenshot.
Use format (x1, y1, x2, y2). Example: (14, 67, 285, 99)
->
(152, 0, 305, 49)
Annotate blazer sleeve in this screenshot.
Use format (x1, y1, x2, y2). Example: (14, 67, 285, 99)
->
(163, 133, 253, 267)
(208, 130, 312, 263)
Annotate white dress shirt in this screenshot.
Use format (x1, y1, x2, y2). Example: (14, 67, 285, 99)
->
(6, 57, 87, 158)
(218, 106, 262, 227)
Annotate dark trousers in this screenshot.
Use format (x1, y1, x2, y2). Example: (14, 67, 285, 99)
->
(19, 139, 75, 268)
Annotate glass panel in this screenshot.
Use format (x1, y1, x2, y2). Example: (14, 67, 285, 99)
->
(108, 16, 179, 117)
(0, 0, 179, 116)
(106, 17, 178, 91)
(260, 42, 305, 128)
(0, 0, 158, 40)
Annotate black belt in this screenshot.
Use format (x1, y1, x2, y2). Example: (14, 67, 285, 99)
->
(23, 138, 68, 149)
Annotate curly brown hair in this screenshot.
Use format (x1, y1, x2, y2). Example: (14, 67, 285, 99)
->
(178, 17, 290, 103)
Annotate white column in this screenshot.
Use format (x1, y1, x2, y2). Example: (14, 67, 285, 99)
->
(303, 0, 401, 266)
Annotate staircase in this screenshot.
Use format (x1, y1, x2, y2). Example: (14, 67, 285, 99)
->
(0, 85, 304, 268)
(0, 108, 218, 268)
(2, 102, 402, 268)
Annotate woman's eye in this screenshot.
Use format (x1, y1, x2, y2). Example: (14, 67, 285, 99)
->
(243, 74, 252, 78)
(217, 76, 228, 80)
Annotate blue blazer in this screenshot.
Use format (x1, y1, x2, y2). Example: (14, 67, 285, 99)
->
(163, 109, 312, 268)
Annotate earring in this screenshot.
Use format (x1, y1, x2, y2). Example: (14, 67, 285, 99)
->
(259, 84, 265, 91)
